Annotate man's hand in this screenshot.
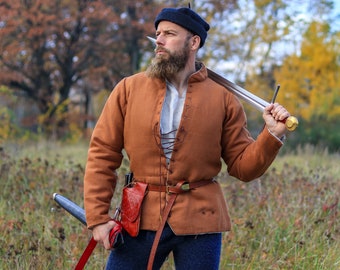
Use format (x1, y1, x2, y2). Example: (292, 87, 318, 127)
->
(263, 103, 290, 139)
(92, 220, 117, 250)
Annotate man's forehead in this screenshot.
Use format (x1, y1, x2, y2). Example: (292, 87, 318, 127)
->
(156, 21, 188, 33)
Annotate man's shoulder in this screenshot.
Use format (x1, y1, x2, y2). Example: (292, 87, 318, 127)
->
(125, 71, 149, 82)
(115, 72, 164, 96)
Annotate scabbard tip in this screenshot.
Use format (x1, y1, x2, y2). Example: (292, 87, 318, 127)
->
(53, 193, 58, 199)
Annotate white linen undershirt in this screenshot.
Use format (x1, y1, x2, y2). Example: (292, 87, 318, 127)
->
(160, 81, 187, 161)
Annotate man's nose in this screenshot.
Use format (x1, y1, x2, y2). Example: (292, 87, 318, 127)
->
(156, 35, 165, 45)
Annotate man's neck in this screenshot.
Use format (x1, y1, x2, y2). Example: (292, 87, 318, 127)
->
(167, 63, 196, 97)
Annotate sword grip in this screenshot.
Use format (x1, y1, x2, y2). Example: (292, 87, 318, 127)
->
(270, 85, 298, 131)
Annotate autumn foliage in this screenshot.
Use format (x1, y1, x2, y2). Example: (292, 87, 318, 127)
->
(0, 0, 159, 137)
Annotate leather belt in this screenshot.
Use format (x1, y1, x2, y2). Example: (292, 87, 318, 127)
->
(146, 179, 214, 270)
(148, 179, 213, 193)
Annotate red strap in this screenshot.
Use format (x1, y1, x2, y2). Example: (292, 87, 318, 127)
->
(147, 192, 177, 270)
(147, 181, 187, 270)
(74, 237, 97, 270)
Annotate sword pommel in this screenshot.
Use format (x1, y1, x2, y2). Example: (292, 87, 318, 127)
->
(284, 116, 299, 131)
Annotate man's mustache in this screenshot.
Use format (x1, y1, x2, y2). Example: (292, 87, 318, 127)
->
(154, 46, 170, 54)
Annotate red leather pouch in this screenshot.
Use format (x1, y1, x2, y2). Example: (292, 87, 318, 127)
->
(120, 182, 148, 237)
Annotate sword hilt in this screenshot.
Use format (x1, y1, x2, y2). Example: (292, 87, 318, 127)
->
(271, 85, 298, 131)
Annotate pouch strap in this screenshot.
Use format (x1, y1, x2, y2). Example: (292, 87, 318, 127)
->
(146, 179, 213, 270)
(146, 181, 184, 270)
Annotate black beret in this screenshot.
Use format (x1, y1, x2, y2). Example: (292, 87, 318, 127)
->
(154, 8, 210, 48)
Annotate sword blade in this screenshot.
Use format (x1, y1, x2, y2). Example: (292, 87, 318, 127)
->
(53, 193, 87, 226)
(147, 36, 156, 44)
(206, 68, 269, 112)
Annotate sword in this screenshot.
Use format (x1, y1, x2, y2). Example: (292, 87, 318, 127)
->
(147, 36, 298, 131)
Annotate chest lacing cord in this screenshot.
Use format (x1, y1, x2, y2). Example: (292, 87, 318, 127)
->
(153, 122, 178, 221)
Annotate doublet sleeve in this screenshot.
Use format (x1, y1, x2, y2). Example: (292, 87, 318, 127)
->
(84, 79, 128, 229)
(221, 93, 282, 181)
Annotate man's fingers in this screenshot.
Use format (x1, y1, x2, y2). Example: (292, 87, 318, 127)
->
(92, 220, 117, 249)
(269, 103, 289, 121)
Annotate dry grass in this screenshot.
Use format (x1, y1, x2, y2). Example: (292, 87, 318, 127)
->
(0, 141, 339, 269)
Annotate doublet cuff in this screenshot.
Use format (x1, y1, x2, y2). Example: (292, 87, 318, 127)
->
(267, 128, 286, 143)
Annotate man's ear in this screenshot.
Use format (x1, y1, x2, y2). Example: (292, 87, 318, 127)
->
(191, 35, 201, 50)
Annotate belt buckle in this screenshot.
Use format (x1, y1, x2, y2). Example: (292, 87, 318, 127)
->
(166, 185, 172, 194)
(181, 182, 190, 191)
(166, 182, 190, 194)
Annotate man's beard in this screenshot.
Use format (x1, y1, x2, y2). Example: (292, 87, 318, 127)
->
(146, 41, 190, 80)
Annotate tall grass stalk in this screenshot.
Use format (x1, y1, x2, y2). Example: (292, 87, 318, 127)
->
(0, 142, 339, 269)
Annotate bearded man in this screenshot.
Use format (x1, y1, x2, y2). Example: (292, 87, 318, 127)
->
(84, 7, 291, 270)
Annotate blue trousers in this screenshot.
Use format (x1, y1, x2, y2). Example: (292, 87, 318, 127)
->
(105, 223, 222, 270)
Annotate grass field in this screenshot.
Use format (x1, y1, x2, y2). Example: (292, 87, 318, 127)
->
(0, 141, 339, 269)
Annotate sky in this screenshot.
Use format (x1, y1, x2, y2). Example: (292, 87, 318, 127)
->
(332, 1, 340, 30)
